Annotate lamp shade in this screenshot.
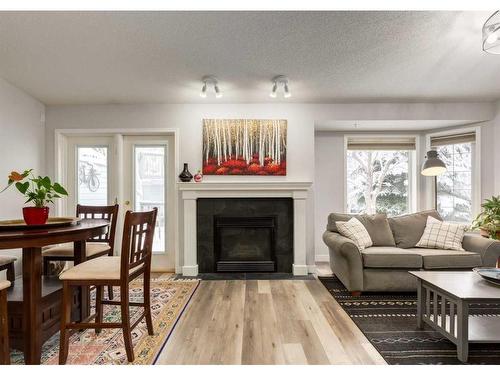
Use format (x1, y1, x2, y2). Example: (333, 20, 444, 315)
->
(483, 11, 500, 54)
(421, 150, 446, 176)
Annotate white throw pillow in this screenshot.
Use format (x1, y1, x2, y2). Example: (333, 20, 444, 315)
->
(416, 216, 468, 251)
(336, 217, 373, 250)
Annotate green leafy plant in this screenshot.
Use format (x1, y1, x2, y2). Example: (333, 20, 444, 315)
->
(472, 195, 500, 239)
(1, 169, 68, 207)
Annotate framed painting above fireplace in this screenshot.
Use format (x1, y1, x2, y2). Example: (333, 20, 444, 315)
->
(202, 119, 287, 176)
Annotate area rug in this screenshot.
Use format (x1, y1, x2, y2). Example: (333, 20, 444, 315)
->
(319, 276, 500, 365)
(11, 279, 199, 365)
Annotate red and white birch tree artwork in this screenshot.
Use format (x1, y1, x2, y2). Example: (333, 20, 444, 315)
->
(202, 119, 287, 175)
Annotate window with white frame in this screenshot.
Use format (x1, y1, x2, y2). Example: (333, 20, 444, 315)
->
(431, 131, 477, 223)
(345, 136, 416, 216)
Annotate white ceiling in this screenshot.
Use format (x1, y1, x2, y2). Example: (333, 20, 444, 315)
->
(0, 11, 499, 105)
(315, 119, 482, 132)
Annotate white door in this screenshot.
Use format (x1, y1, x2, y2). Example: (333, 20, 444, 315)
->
(123, 136, 175, 271)
(64, 134, 175, 272)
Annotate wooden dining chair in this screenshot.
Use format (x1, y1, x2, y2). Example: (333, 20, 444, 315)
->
(43, 204, 119, 299)
(0, 256, 16, 283)
(58, 208, 157, 364)
(0, 280, 11, 365)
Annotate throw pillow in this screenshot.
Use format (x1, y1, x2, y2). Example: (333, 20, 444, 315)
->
(388, 209, 443, 248)
(327, 213, 395, 246)
(415, 216, 468, 251)
(336, 217, 373, 250)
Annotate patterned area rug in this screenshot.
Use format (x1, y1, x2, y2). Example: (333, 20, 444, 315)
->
(11, 278, 199, 365)
(319, 276, 500, 365)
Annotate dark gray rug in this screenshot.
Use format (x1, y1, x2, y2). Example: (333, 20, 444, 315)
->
(319, 276, 500, 365)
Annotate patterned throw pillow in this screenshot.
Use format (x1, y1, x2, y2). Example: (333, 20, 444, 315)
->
(416, 216, 468, 251)
(336, 217, 373, 250)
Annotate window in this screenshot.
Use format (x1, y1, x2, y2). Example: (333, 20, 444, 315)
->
(431, 131, 477, 223)
(77, 146, 108, 205)
(345, 137, 416, 216)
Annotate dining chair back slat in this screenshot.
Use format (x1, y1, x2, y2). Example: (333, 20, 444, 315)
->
(120, 208, 157, 279)
(76, 204, 119, 244)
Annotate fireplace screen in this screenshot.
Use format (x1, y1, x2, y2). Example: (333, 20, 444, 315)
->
(214, 216, 276, 272)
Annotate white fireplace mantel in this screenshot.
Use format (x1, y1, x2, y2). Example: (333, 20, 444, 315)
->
(178, 181, 312, 276)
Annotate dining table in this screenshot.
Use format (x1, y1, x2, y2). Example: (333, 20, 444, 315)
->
(0, 219, 109, 364)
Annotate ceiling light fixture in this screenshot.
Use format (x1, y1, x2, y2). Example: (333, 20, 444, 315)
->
(270, 75, 291, 99)
(200, 76, 222, 98)
(483, 11, 500, 54)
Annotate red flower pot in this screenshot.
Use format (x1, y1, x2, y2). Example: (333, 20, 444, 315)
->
(23, 206, 49, 225)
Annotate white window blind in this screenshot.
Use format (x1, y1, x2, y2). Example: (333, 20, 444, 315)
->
(430, 132, 476, 148)
(347, 137, 416, 150)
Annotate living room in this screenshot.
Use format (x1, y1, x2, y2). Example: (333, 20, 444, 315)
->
(0, 0, 499, 370)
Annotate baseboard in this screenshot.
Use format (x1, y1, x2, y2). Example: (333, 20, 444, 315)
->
(315, 254, 330, 262)
(307, 264, 317, 274)
(182, 265, 199, 276)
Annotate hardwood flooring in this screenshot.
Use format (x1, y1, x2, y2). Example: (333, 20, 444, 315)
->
(156, 265, 385, 365)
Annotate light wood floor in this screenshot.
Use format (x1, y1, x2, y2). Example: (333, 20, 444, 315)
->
(156, 265, 385, 365)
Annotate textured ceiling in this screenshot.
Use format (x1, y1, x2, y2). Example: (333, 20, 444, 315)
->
(0, 11, 498, 105)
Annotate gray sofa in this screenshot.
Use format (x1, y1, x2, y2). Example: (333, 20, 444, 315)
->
(323, 210, 500, 294)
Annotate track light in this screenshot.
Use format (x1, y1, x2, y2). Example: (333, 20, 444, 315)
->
(270, 82, 277, 98)
(270, 75, 291, 99)
(214, 84, 222, 98)
(284, 83, 291, 98)
(201, 76, 222, 98)
(200, 83, 207, 98)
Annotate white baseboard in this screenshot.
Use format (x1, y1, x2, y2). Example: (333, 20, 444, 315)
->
(182, 265, 199, 276)
(315, 254, 330, 262)
(307, 264, 317, 274)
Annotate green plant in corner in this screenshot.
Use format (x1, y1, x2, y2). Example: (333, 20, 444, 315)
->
(1, 169, 68, 207)
(472, 195, 500, 239)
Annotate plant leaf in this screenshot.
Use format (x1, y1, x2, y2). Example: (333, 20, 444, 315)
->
(53, 183, 68, 195)
(15, 181, 29, 194)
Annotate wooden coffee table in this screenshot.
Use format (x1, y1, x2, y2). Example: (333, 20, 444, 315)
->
(410, 271, 500, 362)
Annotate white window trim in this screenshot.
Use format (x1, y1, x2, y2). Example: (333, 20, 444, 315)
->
(343, 133, 420, 215)
(424, 125, 481, 221)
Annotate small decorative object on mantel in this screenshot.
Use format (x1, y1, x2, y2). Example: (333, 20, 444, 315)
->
(178, 163, 193, 182)
(194, 170, 203, 183)
(472, 195, 500, 239)
(202, 119, 287, 176)
(1, 169, 69, 225)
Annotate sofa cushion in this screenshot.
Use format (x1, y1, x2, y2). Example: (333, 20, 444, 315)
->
(388, 210, 442, 248)
(416, 216, 468, 251)
(337, 218, 373, 250)
(405, 248, 482, 269)
(361, 247, 423, 268)
(327, 213, 396, 246)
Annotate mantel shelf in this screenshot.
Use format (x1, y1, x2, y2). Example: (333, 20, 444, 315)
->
(177, 181, 312, 191)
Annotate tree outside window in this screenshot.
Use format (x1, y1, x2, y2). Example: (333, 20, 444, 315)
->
(346, 150, 410, 216)
(435, 142, 472, 223)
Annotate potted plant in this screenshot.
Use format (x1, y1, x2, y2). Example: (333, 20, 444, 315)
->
(472, 195, 500, 239)
(1, 169, 68, 225)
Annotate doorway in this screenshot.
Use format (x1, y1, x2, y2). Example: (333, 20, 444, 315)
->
(61, 132, 177, 272)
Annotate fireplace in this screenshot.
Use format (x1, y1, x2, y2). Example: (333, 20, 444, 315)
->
(215, 215, 276, 272)
(197, 198, 293, 273)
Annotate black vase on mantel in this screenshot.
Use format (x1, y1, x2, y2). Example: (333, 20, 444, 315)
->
(179, 163, 193, 182)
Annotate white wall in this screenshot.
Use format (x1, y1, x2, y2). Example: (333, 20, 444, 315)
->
(0, 78, 45, 277)
(44, 101, 497, 269)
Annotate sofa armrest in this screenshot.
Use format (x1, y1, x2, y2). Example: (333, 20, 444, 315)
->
(323, 231, 360, 258)
(323, 231, 363, 291)
(462, 232, 500, 267)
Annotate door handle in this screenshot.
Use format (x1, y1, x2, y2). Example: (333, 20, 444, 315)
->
(124, 200, 130, 206)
